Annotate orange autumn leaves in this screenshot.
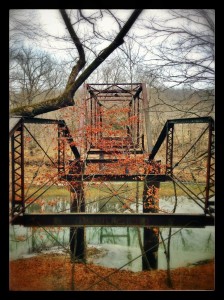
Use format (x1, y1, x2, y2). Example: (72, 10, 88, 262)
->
(69, 155, 165, 176)
(144, 185, 160, 212)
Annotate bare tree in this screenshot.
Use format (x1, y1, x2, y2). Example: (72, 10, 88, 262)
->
(92, 57, 127, 84)
(140, 9, 215, 92)
(131, 9, 215, 144)
(9, 9, 43, 48)
(10, 47, 65, 107)
(10, 9, 143, 117)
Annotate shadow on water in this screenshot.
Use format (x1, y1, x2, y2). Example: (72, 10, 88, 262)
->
(9, 196, 215, 272)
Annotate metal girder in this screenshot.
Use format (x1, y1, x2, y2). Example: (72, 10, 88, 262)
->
(11, 123, 25, 215)
(89, 89, 134, 94)
(141, 83, 152, 153)
(10, 117, 80, 158)
(85, 159, 120, 163)
(10, 92, 215, 233)
(149, 123, 168, 160)
(168, 116, 214, 126)
(12, 213, 214, 227)
(87, 83, 142, 85)
(166, 123, 174, 176)
(58, 124, 65, 175)
(22, 117, 65, 125)
(61, 174, 171, 182)
(9, 117, 23, 138)
(149, 117, 214, 160)
(205, 124, 215, 212)
(95, 97, 133, 100)
(87, 149, 144, 154)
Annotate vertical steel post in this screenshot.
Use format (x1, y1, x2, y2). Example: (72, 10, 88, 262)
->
(99, 103, 103, 140)
(85, 99, 88, 152)
(94, 98, 97, 146)
(70, 162, 86, 262)
(134, 96, 136, 146)
(166, 123, 174, 176)
(205, 121, 215, 212)
(21, 123, 25, 211)
(137, 97, 140, 147)
(141, 82, 159, 270)
(11, 123, 25, 216)
(127, 227, 130, 247)
(128, 101, 132, 138)
(90, 98, 93, 147)
(97, 102, 103, 170)
(58, 124, 65, 176)
(142, 83, 152, 153)
(142, 179, 160, 270)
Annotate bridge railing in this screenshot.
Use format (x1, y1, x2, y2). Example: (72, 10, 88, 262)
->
(9, 116, 79, 220)
(149, 116, 215, 214)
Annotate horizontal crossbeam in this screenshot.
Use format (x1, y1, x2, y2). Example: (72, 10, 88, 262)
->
(61, 174, 171, 182)
(22, 117, 65, 125)
(12, 213, 214, 227)
(168, 116, 214, 126)
(87, 149, 143, 155)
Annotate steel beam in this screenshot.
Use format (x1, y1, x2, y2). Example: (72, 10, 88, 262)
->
(143, 180, 160, 270)
(168, 117, 214, 126)
(205, 125, 215, 212)
(87, 149, 143, 154)
(142, 83, 152, 153)
(87, 83, 142, 86)
(62, 174, 171, 182)
(149, 117, 214, 160)
(9, 117, 23, 138)
(12, 213, 214, 227)
(70, 180, 85, 261)
(149, 122, 168, 160)
(11, 124, 25, 215)
(58, 124, 65, 175)
(23, 117, 64, 125)
(166, 123, 174, 176)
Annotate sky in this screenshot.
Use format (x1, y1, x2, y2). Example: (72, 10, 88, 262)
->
(9, 9, 215, 90)
(36, 9, 144, 58)
(38, 9, 65, 37)
(29, 9, 172, 66)
(10, 9, 176, 60)
(38, 9, 134, 35)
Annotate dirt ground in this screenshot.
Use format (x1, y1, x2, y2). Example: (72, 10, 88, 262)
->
(9, 253, 214, 291)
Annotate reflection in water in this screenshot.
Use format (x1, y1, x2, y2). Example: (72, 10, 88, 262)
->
(9, 196, 215, 272)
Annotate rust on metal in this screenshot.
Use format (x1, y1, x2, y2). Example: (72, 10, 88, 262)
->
(9, 85, 215, 229)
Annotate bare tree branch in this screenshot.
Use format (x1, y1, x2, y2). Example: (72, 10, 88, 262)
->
(10, 9, 143, 117)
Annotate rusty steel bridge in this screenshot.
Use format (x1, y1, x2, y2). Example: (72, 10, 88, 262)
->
(9, 83, 215, 268)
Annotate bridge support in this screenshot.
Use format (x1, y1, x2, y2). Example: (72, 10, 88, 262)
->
(142, 180, 160, 270)
(11, 123, 25, 216)
(70, 162, 86, 262)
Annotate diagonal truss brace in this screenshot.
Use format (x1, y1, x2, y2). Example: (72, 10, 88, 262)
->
(11, 123, 25, 216)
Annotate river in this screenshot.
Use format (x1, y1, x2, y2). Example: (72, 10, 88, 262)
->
(9, 195, 215, 272)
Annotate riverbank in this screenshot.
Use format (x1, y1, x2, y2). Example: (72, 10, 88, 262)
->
(9, 253, 214, 291)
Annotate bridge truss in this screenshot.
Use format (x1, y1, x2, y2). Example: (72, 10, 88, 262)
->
(9, 83, 215, 273)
